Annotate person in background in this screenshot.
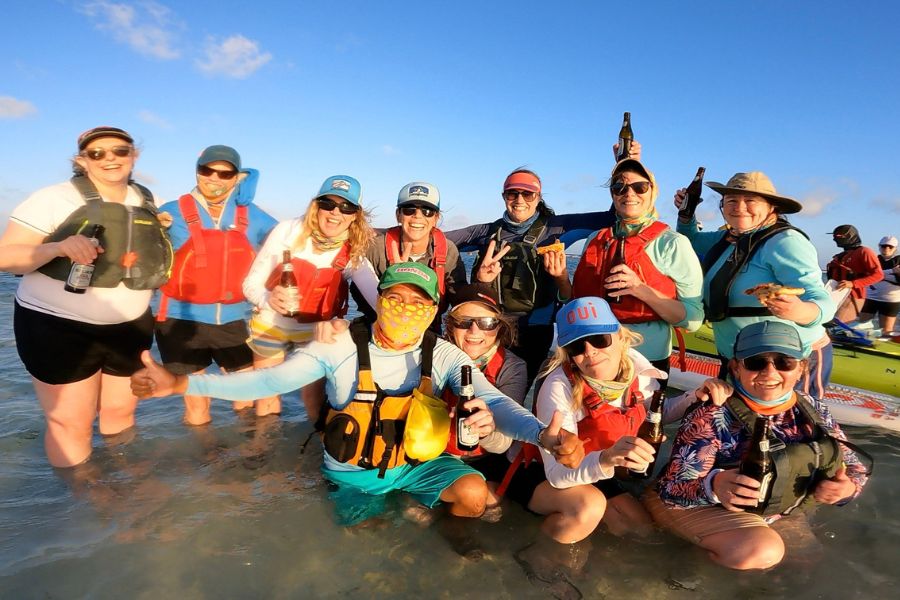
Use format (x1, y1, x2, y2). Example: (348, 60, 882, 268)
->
(826, 225, 883, 323)
(858, 235, 900, 337)
(241, 175, 379, 422)
(674, 172, 835, 401)
(646, 321, 870, 570)
(0, 126, 172, 467)
(154, 145, 278, 425)
(350, 182, 467, 332)
(571, 158, 704, 388)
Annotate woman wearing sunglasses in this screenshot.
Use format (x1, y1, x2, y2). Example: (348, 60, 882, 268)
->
(351, 182, 467, 332)
(674, 172, 835, 400)
(858, 235, 900, 337)
(242, 175, 378, 420)
(0, 126, 172, 467)
(646, 321, 870, 570)
(571, 158, 704, 388)
(154, 146, 278, 425)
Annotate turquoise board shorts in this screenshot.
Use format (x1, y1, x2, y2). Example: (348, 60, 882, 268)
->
(323, 453, 484, 526)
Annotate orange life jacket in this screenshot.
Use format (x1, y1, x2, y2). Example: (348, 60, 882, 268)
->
(441, 348, 506, 457)
(264, 243, 351, 323)
(157, 195, 253, 320)
(571, 222, 676, 323)
(385, 226, 448, 296)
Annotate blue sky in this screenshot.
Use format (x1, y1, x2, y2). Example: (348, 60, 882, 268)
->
(2, 1, 899, 265)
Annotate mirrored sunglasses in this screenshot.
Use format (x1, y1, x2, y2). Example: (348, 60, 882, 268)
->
(316, 197, 359, 215)
(563, 333, 613, 355)
(450, 316, 501, 331)
(81, 146, 134, 161)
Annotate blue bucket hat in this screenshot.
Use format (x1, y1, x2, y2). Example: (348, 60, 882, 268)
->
(733, 321, 806, 360)
(556, 297, 620, 348)
(197, 145, 241, 170)
(397, 182, 440, 211)
(316, 175, 362, 206)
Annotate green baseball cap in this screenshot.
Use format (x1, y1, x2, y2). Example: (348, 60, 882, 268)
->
(378, 262, 440, 303)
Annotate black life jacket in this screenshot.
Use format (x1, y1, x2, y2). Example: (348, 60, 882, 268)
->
(702, 219, 806, 322)
(38, 176, 173, 290)
(474, 215, 556, 314)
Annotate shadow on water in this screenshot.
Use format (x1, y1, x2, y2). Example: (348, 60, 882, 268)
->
(1, 271, 899, 599)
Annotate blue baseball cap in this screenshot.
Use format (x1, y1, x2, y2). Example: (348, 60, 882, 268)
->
(733, 321, 806, 360)
(316, 175, 362, 206)
(556, 297, 620, 348)
(397, 182, 440, 211)
(197, 145, 241, 170)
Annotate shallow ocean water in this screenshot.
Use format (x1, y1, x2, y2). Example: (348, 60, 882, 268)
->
(0, 271, 898, 600)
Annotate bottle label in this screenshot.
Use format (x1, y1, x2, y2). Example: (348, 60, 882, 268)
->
(457, 418, 479, 447)
(460, 384, 474, 397)
(645, 412, 662, 424)
(66, 264, 95, 289)
(759, 439, 770, 452)
(284, 287, 300, 313)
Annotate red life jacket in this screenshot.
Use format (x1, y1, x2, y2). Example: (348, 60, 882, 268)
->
(264, 243, 351, 323)
(157, 195, 254, 321)
(385, 226, 448, 296)
(442, 348, 506, 457)
(571, 221, 677, 324)
(495, 365, 645, 498)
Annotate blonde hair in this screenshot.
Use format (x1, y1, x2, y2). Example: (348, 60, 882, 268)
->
(540, 326, 643, 412)
(292, 197, 375, 265)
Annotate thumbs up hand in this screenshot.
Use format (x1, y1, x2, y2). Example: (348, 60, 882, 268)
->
(539, 411, 587, 468)
(131, 350, 187, 399)
(814, 464, 856, 505)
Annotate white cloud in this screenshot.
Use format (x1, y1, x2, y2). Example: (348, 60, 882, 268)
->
(799, 187, 838, 217)
(196, 35, 272, 79)
(0, 96, 37, 119)
(138, 109, 173, 130)
(80, 1, 180, 60)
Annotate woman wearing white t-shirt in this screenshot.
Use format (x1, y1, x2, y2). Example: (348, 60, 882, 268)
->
(0, 126, 172, 468)
(242, 175, 379, 420)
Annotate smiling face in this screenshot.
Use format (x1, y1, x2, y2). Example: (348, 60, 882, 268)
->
(721, 194, 777, 232)
(196, 160, 239, 201)
(731, 353, 805, 402)
(611, 171, 654, 219)
(75, 136, 137, 188)
(396, 205, 438, 247)
(449, 302, 500, 359)
(315, 194, 357, 238)
(503, 188, 541, 223)
(569, 333, 625, 381)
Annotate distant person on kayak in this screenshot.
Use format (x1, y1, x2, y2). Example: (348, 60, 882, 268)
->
(674, 172, 835, 401)
(131, 263, 586, 527)
(241, 175, 379, 421)
(154, 145, 277, 425)
(350, 182, 467, 333)
(445, 142, 640, 389)
(858, 235, 900, 337)
(570, 158, 704, 388)
(826, 225, 883, 323)
(645, 321, 871, 570)
(0, 126, 172, 468)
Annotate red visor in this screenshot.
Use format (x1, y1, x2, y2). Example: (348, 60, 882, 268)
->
(503, 172, 541, 193)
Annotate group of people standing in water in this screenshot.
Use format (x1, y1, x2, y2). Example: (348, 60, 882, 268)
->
(0, 125, 875, 587)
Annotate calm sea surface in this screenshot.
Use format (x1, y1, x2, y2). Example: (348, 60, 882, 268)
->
(0, 270, 898, 599)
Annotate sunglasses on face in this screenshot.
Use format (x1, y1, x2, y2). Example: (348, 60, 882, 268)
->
(196, 165, 238, 180)
(563, 334, 613, 355)
(316, 197, 359, 215)
(740, 354, 800, 372)
(880, 244, 895, 249)
(504, 190, 537, 201)
(399, 204, 437, 218)
(450, 316, 501, 331)
(81, 146, 134, 161)
(611, 181, 652, 196)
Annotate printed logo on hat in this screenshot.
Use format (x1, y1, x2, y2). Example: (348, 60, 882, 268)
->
(407, 185, 430, 200)
(395, 266, 432, 281)
(565, 299, 604, 324)
(476, 292, 497, 306)
(331, 179, 352, 192)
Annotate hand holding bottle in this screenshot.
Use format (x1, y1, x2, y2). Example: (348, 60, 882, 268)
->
(711, 468, 765, 512)
(611, 139, 641, 161)
(56, 233, 105, 265)
(599, 435, 656, 472)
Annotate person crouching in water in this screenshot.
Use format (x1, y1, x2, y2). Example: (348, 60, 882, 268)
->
(645, 321, 871, 570)
(132, 263, 585, 528)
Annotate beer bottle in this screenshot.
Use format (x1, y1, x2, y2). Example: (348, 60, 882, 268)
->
(739, 416, 775, 515)
(615, 112, 633, 162)
(608, 235, 626, 303)
(677, 167, 706, 223)
(630, 389, 666, 478)
(456, 365, 479, 452)
(64, 224, 105, 294)
(280, 250, 300, 317)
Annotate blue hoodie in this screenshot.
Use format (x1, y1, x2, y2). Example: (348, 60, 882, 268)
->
(158, 168, 278, 325)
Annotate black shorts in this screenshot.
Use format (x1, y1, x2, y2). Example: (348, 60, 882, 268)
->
(155, 317, 253, 375)
(471, 452, 548, 510)
(14, 301, 154, 384)
(861, 298, 900, 318)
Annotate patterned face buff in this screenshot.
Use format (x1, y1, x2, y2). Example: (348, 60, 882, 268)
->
(374, 295, 438, 349)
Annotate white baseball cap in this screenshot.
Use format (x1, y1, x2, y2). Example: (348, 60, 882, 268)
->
(879, 236, 898, 247)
